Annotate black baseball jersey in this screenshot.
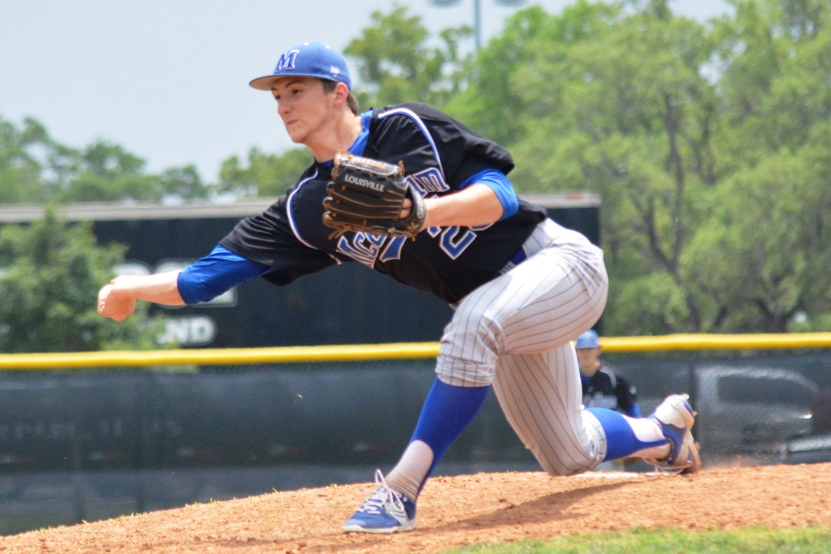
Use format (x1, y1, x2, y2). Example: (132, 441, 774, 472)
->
(220, 102, 547, 304)
(581, 362, 640, 417)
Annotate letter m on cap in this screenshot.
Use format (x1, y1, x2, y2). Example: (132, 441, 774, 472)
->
(275, 49, 300, 71)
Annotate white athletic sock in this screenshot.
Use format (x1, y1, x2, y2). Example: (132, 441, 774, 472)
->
(626, 416, 671, 459)
(385, 440, 434, 500)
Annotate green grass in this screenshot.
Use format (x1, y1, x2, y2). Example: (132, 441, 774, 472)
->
(441, 526, 831, 553)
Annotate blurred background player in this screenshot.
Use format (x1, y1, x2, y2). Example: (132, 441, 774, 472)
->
(576, 329, 641, 417)
(576, 329, 653, 471)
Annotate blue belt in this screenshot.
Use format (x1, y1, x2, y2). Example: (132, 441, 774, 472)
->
(510, 248, 527, 266)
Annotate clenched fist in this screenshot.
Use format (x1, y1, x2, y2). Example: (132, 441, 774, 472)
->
(97, 278, 136, 322)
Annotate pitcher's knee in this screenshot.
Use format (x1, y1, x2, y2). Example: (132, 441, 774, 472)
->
(435, 354, 496, 388)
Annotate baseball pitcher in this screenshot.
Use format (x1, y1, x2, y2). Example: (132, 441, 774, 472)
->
(98, 41, 700, 534)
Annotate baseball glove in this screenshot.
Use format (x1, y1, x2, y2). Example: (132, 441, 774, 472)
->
(322, 152, 426, 240)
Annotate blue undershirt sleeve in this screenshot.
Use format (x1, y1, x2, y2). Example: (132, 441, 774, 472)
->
(177, 245, 270, 305)
(458, 169, 519, 221)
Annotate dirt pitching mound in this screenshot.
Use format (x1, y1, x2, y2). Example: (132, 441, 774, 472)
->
(2, 463, 830, 554)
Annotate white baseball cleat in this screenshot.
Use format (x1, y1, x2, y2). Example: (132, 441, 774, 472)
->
(647, 393, 701, 474)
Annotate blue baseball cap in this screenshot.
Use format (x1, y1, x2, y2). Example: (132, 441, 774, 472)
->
(575, 329, 600, 349)
(249, 41, 352, 91)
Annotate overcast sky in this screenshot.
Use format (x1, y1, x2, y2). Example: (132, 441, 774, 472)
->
(1, 1, 730, 183)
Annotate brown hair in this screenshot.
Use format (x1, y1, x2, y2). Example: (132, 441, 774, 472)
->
(322, 79, 359, 115)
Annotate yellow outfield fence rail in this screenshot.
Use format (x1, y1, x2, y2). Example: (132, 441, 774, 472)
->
(0, 342, 441, 370)
(1, 333, 831, 371)
(599, 332, 831, 353)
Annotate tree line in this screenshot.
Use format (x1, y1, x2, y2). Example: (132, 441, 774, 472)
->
(2, 0, 830, 351)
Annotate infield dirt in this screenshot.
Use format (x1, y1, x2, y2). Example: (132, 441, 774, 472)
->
(1, 462, 830, 553)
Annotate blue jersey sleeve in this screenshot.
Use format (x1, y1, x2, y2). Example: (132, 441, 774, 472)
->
(458, 169, 519, 220)
(177, 245, 270, 305)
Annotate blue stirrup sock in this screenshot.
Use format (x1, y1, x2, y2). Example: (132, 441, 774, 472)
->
(587, 407, 667, 461)
(410, 379, 490, 491)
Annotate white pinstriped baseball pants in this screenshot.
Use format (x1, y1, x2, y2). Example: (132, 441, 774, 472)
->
(436, 219, 609, 475)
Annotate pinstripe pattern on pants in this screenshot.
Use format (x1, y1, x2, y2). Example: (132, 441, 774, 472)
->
(435, 219, 609, 474)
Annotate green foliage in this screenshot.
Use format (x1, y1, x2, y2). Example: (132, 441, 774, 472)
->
(155, 164, 209, 201)
(682, 152, 819, 331)
(0, 116, 213, 203)
(445, 2, 625, 143)
(0, 117, 53, 203)
(57, 140, 157, 202)
(607, 272, 689, 335)
(343, 3, 473, 108)
(217, 146, 312, 198)
(0, 207, 163, 352)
